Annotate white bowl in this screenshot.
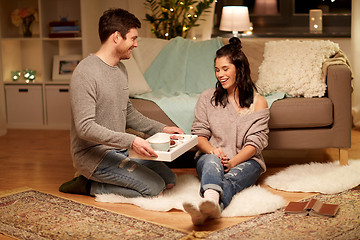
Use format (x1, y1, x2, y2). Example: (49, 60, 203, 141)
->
(148, 134, 170, 151)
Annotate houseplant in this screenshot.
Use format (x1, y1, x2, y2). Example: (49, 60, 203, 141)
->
(144, 0, 214, 40)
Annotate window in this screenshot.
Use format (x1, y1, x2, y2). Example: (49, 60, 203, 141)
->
(214, 0, 351, 37)
(294, 0, 351, 14)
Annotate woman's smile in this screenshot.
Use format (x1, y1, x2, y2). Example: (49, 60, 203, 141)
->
(219, 78, 229, 85)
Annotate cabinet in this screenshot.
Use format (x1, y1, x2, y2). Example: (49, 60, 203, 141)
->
(5, 84, 43, 128)
(45, 85, 71, 128)
(0, 0, 82, 129)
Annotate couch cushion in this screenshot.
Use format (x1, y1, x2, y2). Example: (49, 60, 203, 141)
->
(269, 98, 333, 129)
(132, 37, 169, 74)
(130, 98, 176, 127)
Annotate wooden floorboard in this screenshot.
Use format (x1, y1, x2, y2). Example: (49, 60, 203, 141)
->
(0, 128, 359, 237)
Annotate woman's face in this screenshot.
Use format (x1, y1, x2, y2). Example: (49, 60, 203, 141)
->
(215, 56, 237, 92)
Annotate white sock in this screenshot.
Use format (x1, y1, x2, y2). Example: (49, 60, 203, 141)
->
(183, 202, 208, 226)
(204, 189, 220, 203)
(200, 189, 221, 219)
(199, 199, 221, 219)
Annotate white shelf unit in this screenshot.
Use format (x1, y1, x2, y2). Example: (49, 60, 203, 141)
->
(0, 0, 134, 129)
(0, 0, 82, 129)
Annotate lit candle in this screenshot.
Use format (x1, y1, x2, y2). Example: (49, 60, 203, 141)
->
(11, 70, 21, 81)
(309, 9, 323, 33)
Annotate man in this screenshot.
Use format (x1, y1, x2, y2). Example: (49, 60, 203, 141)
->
(59, 8, 183, 197)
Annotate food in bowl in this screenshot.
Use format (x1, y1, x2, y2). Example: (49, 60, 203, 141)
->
(170, 135, 184, 140)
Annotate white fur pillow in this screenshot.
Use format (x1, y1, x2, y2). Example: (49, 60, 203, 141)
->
(121, 54, 152, 97)
(257, 40, 340, 98)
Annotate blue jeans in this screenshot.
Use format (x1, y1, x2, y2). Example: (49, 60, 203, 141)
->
(196, 154, 262, 209)
(89, 150, 176, 197)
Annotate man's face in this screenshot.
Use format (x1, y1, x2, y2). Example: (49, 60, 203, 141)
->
(117, 28, 138, 60)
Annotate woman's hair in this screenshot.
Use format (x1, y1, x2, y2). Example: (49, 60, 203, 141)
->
(212, 37, 256, 108)
(98, 8, 141, 43)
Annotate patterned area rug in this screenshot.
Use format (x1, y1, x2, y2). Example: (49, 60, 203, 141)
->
(206, 187, 360, 240)
(1, 188, 359, 239)
(0, 189, 187, 239)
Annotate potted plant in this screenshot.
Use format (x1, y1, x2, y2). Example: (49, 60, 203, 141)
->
(144, 0, 215, 40)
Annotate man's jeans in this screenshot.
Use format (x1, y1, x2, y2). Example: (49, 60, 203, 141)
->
(196, 154, 262, 209)
(90, 150, 176, 197)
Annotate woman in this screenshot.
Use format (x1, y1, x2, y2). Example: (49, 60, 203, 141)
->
(183, 37, 270, 225)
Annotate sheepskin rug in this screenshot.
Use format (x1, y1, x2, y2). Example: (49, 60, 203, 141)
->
(95, 174, 287, 217)
(95, 160, 360, 216)
(257, 39, 340, 98)
(265, 160, 360, 194)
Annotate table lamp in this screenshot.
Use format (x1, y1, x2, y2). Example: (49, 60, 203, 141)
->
(219, 6, 251, 37)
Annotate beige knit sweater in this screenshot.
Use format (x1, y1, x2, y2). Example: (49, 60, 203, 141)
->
(191, 88, 270, 172)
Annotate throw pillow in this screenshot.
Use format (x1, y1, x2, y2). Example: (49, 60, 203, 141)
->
(256, 40, 340, 98)
(131, 37, 169, 74)
(121, 54, 152, 97)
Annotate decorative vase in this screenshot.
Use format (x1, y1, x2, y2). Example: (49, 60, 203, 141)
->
(22, 15, 35, 37)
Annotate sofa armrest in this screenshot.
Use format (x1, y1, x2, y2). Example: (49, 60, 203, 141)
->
(326, 64, 352, 148)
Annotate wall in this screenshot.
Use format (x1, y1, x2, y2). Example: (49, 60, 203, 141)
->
(352, 0, 360, 127)
(81, 0, 215, 56)
(0, 8, 5, 135)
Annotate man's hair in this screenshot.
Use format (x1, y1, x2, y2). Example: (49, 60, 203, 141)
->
(98, 8, 141, 43)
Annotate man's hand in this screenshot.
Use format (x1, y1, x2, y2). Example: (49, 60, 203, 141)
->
(131, 137, 158, 157)
(163, 126, 184, 134)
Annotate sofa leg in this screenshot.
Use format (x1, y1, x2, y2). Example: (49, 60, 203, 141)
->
(339, 148, 349, 165)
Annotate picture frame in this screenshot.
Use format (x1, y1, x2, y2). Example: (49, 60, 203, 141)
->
(52, 55, 82, 81)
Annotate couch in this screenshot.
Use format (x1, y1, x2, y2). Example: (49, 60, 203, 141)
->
(125, 37, 352, 166)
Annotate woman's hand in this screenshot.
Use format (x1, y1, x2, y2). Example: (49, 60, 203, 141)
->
(221, 159, 236, 172)
(221, 145, 257, 172)
(210, 147, 228, 160)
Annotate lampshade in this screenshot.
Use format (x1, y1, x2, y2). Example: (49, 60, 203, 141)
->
(220, 6, 251, 36)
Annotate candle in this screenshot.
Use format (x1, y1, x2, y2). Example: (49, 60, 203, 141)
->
(309, 9, 323, 33)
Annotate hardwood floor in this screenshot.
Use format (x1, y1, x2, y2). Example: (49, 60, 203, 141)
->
(1, 128, 359, 237)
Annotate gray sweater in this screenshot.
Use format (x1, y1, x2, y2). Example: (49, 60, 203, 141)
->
(191, 88, 270, 172)
(70, 55, 165, 178)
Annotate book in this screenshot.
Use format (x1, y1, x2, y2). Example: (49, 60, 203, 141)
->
(284, 199, 339, 217)
(49, 32, 80, 38)
(284, 201, 311, 215)
(50, 26, 80, 32)
(49, 21, 78, 26)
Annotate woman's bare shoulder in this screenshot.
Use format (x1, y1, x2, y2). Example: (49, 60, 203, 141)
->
(254, 94, 268, 111)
